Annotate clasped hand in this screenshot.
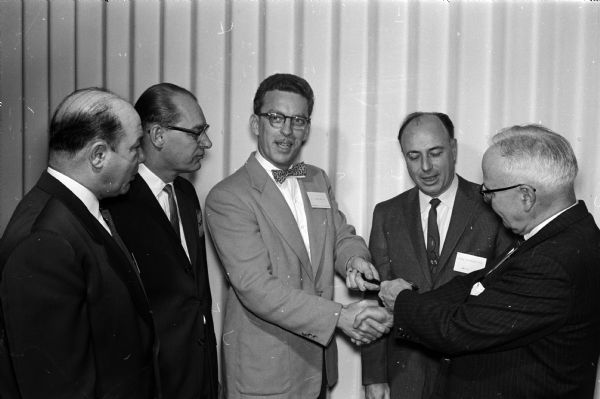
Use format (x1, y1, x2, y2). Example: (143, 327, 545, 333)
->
(337, 300, 393, 346)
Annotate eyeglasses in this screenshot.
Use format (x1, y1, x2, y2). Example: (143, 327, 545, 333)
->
(257, 112, 310, 130)
(166, 124, 210, 139)
(480, 183, 536, 203)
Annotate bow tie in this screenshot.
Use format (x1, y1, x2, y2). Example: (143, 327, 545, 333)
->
(271, 162, 306, 184)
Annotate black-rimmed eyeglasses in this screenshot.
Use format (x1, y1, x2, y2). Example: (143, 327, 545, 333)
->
(480, 183, 536, 203)
(257, 112, 310, 130)
(166, 124, 210, 139)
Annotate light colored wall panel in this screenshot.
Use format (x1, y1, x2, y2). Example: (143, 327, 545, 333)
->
(23, 0, 49, 191)
(0, 0, 24, 229)
(106, 0, 132, 100)
(163, 0, 193, 88)
(2, 2, 600, 398)
(133, 0, 161, 99)
(75, 0, 104, 88)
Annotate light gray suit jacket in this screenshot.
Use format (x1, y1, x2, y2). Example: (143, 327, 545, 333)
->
(206, 154, 370, 398)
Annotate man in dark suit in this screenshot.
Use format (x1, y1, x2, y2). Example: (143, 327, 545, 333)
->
(205, 73, 388, 399)
(370, 124, 600, 399)
(103, 83, 218, 399)
(361, 112, 513, 399)
(0, 88, 159, 399)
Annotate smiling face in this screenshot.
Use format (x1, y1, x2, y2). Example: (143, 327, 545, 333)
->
(251, 90, 310, 169)
(162, 93, 212, 174)
(400, 115, 457, 197)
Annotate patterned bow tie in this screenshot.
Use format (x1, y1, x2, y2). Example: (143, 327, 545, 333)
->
(271, 162, 307, 184)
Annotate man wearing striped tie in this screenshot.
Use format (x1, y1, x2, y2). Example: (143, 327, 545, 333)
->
(370, 124, 600, 399)
(361, 112, 513, 399)
(103, 83, 218, 399)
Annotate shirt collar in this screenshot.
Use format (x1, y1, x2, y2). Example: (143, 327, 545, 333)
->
(524, 201, 578, 240)
(418, 174, 459, 212)
(255, 151, 298, 185)
(138, 163, 170, 198)
(47, 167, 100, 217)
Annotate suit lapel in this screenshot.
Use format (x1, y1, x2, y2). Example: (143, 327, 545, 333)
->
(174, 178, 199, 270)
(246, 156, 314, 281)
(438, 177, 474, 270)
(39, 173, 153, 325)
(403, 188, 433, 287)
(128, 175, 192, 270)
(299, 173, 327, 279)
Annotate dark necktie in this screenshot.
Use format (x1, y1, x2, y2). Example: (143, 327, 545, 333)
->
(271, 162, 307, 184)
(163, 184, 180, 239)
(484, 236, 524, 278)
(427, 198, 441, 273)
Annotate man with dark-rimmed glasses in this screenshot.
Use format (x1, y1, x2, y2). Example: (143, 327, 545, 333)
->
(370, 124, 600, 399)
(103, 83, 218, 399)
(206, 73, 390, 398)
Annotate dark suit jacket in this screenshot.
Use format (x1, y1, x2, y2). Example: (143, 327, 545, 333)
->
(104, 174, 218, 399)
(362, 176, 513, 399)
(393, 201, 600, 399)
(0, 171, 159, 399)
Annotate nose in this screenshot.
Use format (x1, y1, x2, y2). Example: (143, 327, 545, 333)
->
(199, 132, 212, 149)
(421, 155, 432, 172)
(280, 118, 293, 136)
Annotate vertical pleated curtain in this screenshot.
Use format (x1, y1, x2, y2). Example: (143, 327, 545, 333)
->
(1, 1, 600, 398)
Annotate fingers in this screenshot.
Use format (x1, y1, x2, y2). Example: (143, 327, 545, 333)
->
(346, 258, 381, 291)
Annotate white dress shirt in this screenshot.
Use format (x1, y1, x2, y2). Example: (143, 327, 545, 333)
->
(47, 167, 111, 234)
(138, 163, 190, 260)
(419, 174, 459, 252)
(524, 201, 578, 241)
(255, 151, 311, 262)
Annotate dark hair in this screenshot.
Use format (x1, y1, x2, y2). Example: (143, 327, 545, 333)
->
(253, 73, 315, 116)
(397, 112, 454, 142)
(135, 83, 198, 129)
(49, 88, 123, 153)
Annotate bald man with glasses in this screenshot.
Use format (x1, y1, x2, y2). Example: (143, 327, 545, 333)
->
(103, 83, 218, 399)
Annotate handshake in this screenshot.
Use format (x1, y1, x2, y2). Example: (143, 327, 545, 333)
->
(338, 257, 417, 345)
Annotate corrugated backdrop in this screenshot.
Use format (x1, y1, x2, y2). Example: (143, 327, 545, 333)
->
(1, 0, 600, 397)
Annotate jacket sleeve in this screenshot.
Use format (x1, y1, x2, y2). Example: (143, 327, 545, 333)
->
(361, 203, 389, 385)
(1, 231, 95, 399)
(205, 184, 342, 347)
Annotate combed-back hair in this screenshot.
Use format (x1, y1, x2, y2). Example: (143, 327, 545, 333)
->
(49, 87, 124, 153)
(135, 83, 198, 129)
(253, 73, 315, 116)
(492, 124, 578, 191)
(397, 112, 454, 143)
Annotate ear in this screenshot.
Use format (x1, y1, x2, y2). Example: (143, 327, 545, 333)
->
(148, 124, 165, 148)
(89, 140, 109, 170)
(450, 138, 458, 162)
(250, 114, 260, 137)
(519, 185, 537, 212)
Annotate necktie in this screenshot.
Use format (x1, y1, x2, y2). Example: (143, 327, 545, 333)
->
(484, 236, 524, 277)
(163, 184, 181, 239)
(427, 198, 441, 273)
(271, 162, 307, 184)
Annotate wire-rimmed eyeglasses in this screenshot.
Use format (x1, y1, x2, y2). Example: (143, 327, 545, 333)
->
(257, 112, 310, 130)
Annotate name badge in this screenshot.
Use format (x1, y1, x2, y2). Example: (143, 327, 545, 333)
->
(454, 252, 487, 274)
(307, 192, 331, 209)
(470, 282, 485, 296)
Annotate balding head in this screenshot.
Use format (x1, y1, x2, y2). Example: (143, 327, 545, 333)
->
(49, 88, 126, 157)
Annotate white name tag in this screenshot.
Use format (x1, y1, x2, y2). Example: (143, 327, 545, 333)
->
(470, 282, 485, 296)
(307, 192, 331, 209)
(454, 252, 487, 274)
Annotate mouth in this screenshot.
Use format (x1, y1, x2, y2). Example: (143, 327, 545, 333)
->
(420, 175, 439, 185)
(274, 139, 294, 152)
